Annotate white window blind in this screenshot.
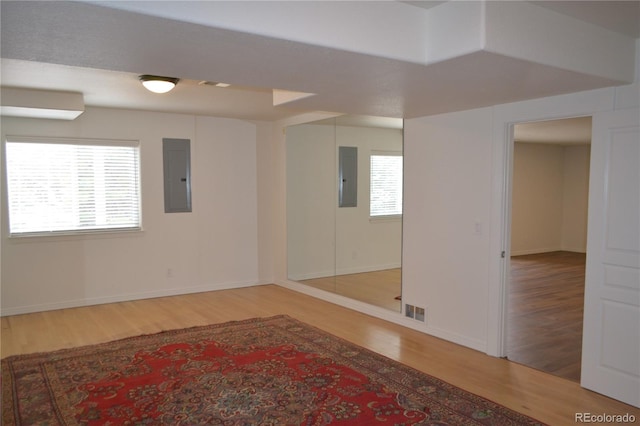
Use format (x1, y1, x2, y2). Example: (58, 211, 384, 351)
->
(5, 137, 141, 236)
(370, 153, 403, 217)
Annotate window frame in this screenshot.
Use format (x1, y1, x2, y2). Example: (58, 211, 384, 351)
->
(4, 135, 143, 238)
(369, 150, 403, 220)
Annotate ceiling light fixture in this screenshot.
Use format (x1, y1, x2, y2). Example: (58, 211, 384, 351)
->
(139, 75, 179, 94)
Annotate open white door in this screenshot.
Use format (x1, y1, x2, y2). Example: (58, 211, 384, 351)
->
(582, 107, 640, 407)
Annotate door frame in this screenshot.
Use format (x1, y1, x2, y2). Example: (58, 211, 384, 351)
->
(486, 88, 613, 357)
(502, 117, 591, 376)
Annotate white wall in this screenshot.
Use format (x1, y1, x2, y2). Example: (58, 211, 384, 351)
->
(401, 92, 612, 352)
(512, 143, 565, 254)
(266, 42, 640, 356)
(510, 142, 590, 255)
(562, 145, 591, 252)
(402, 107, 494, 350)
(1, 107, 261, 315)
(276, 88, 625, 353)
(336, 125, 403, 275)
(511, 143, 564, 254)
(255, 120, 276, 284)
(286, 123, 403, 280)
(286, 124, 336, 280)
(274, 41, 640, 358)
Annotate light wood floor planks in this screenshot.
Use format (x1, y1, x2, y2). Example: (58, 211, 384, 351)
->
(2, 284, 638, 425)
(300, 268, 402, 311)
(508, 251, 585, 382)
(301, 255, 587, 382)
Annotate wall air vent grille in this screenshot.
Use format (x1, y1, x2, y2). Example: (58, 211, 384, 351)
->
(198, 81, 230, 88)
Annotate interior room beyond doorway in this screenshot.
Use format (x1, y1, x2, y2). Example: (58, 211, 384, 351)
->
(507, 117, 591, 382)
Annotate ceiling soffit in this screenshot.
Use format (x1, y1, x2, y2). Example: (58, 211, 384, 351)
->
(0, 1, 636, 119)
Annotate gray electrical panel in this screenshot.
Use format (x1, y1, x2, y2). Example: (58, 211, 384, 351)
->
(163, 138, 192, 213)
(339, 146, 357, 207)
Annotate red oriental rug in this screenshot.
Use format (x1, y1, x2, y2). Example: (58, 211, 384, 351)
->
(2, 315, 545, 425)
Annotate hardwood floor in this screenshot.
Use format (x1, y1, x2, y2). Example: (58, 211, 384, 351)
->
(2, 285, 638, 425)
(508, 251, 585, 382)
(300, 268, 402, 311)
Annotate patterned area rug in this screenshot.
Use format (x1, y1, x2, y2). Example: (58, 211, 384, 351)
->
(2, 315, 545, 425)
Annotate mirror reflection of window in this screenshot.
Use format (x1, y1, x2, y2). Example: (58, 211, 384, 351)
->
(286, 115, 403, 312)
(370, 152, 403, 218)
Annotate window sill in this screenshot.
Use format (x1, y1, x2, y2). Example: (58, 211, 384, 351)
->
(7, 227, 144, 243)
(369, 215, 402, 223)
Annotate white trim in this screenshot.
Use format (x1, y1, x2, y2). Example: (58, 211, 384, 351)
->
(369, 152, 403, 217)
(8, 226, 143, 242)
(4, 138, 142, 236)
(486, 118, 513, 357)
(288, 263, 402, 281)
(288, 269, 337, 281)
(336, 263, 401, 276)
(277, 279, 486, 352)
(370, 150, 402, 157)
(510, 248, 559, 256)
(0, 280, 262, 317)
(6, 135, 139, 147)
(369, 215, 402, 223)
(510, 248, 587, 256)
(561, 247, 587, 254)
(487, 87, 615, 357)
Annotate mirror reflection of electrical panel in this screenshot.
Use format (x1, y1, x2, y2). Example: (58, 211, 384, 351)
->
(339, 146, 357, 207)
(163, 138, 192, 213)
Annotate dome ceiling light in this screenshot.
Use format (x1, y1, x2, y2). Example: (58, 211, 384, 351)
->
(139, 75, 179, 94)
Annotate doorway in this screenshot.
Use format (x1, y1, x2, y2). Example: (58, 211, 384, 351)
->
(506, 116, 591, 382)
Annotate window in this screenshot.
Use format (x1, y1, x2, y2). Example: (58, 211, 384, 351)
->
(370, 152, 403, 217)
(5, 137, 141, 236)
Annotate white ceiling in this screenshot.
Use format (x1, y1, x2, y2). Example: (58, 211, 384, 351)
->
(529, 1, 640, 38)
(0, 59, 299, 121)
(1, 1, 638, 123)
(514, 116, 592, 145)
(407, 1, 640, 38)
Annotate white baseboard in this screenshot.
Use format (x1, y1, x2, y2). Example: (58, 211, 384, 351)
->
(335, 262, 401, 276)
(288, 263, 402, 281)
(511, 247, 586, 256)
(276, 279, 486, 353)
(561, 247, 587, 254)
(288, 269, 336, 281)
(0, 280, 261, 317)
(510, 247, 561, 256)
